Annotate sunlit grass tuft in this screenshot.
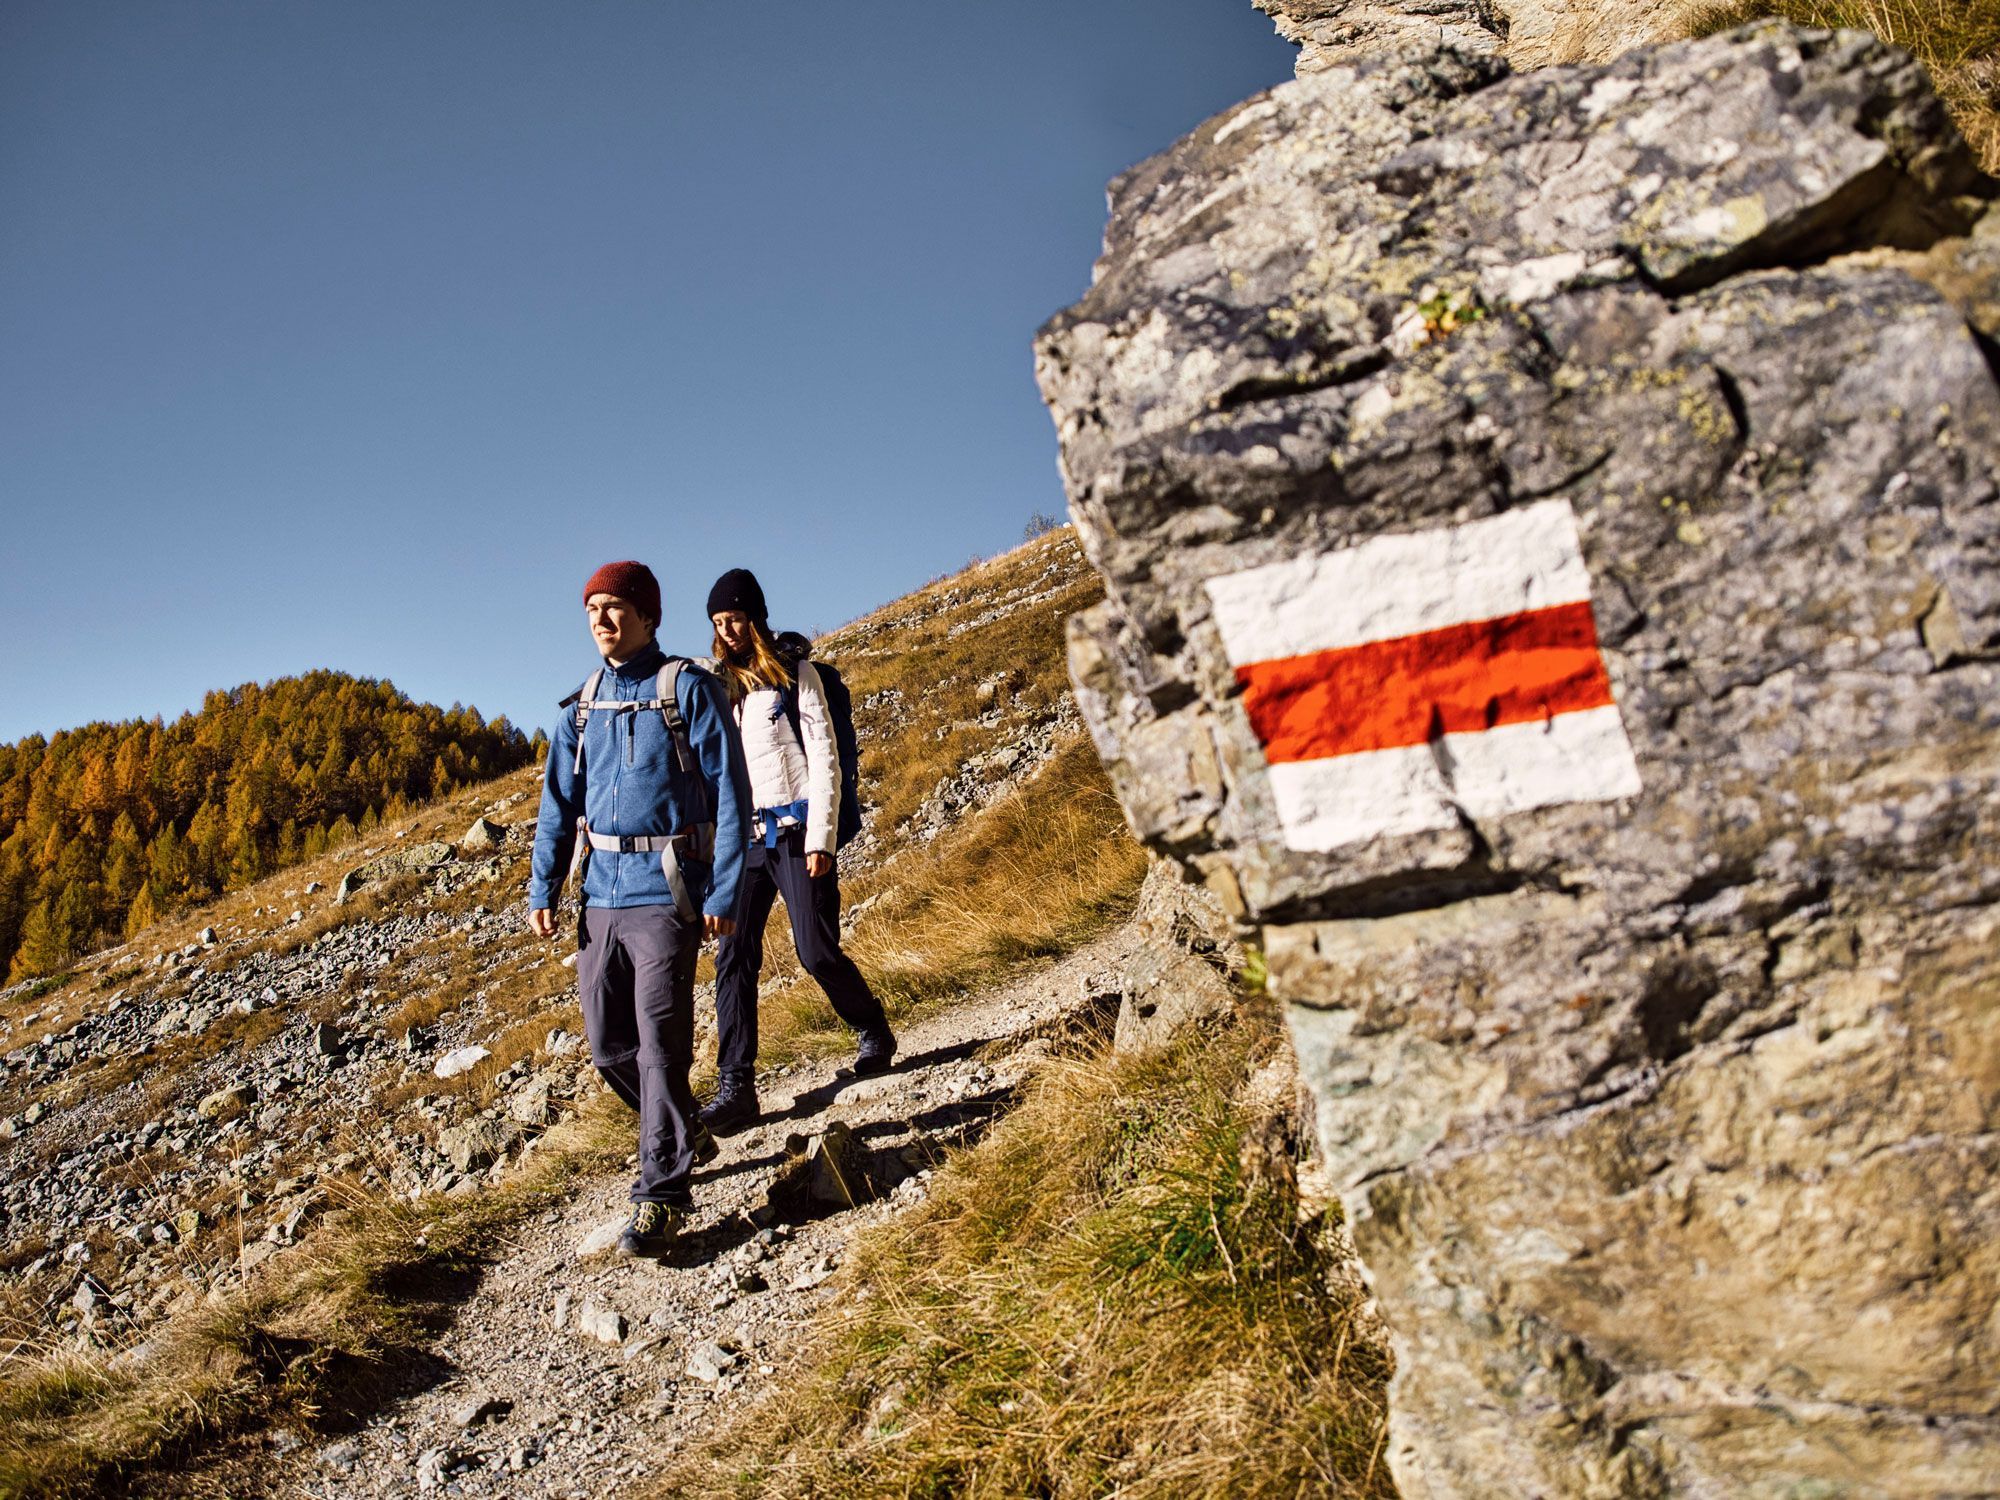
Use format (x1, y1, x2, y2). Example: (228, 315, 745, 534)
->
(663, 1004, 1393, 1500)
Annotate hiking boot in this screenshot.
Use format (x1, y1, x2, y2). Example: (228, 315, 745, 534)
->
(699, 1078, 761, 1135)
(692, 1123, 721, 1165)
(616, 1201, 684, 1258)
(852, 1026, 897, 1077)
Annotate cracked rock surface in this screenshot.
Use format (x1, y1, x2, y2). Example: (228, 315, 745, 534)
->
(1039, 23, 2000, 1498)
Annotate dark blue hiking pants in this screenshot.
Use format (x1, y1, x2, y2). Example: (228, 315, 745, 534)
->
(577, 904, 700, 1206)
(713, 830, 887, 1082)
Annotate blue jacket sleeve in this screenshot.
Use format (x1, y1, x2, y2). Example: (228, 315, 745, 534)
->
(528, 703, 584, 911)
(685, 669, 751, 919)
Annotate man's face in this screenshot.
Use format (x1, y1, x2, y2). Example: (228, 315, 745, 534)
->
(587, 594, 654, 661)
(712, 610, 754, 661)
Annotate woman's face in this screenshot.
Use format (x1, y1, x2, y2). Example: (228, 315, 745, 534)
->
(712, 610, 754, 660)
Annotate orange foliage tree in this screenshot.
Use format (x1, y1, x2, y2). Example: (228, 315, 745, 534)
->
(0, 671, 531, 981)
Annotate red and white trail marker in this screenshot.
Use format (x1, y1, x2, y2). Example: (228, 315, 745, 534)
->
(1204, 501, 1642, 853)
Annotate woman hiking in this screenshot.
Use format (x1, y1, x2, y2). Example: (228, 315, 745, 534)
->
(701, 568, 895, 1133)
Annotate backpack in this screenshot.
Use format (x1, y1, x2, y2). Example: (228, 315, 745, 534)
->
(556, 658, 715, 919)
(773, 632, 864, 849)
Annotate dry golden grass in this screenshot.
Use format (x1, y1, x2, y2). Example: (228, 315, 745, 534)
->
(0, 1095, 632, 1498)
(1683, 0, 2000, 167)
(818, 531, 1101, 851)
(744, 736, 1149, 1072)
(663, 1003, 1393, 1500)
(0, 531, 1154, 1494)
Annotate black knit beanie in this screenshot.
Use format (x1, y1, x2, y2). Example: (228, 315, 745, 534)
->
(706, 568, 769, 627)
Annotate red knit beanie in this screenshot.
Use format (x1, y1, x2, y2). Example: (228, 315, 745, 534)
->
(582, 560, 661, 625)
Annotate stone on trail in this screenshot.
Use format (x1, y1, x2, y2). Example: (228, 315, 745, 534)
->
(685, 1340, 738, 1383)
(575, 1217, 628, 1260)
(461, 816, 508, 853)
(1037, 21, 2000, 1498)
(451, 1394, 512, 1428)
(433, 1044, 490, 1079)
(763, 1121, 871, 1219)
(577, 1301, 626, 1346)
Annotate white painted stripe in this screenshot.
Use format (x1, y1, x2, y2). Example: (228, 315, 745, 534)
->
(1264, 705, 1642, 852)
(1205, 501, 1596, 664)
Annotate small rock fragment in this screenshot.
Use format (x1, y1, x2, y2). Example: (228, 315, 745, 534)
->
(685, 1340, 738, 1383)
(452, 1394, 512, 1428)
(434, 1044, 490, 1079)
(578, 1301, 626, 1345)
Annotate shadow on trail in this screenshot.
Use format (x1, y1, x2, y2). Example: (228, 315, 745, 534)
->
(751, 1033, 999, 1129)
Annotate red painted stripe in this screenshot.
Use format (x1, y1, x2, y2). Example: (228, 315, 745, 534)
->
(1235, 600, 1615, 763)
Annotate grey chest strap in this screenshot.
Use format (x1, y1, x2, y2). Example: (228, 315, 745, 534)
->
(570, 662, 696, 777)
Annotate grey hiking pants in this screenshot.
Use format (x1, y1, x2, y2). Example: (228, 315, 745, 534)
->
(577, 904, 701, 1206)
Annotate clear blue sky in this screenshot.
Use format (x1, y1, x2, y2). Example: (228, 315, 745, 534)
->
(0, 1, 1293, 745)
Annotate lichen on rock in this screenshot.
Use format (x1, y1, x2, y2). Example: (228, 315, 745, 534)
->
(1039, 20, 2000, 1497)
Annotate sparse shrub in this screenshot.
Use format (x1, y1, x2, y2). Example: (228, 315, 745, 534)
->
(1022, 510, 1065, 541)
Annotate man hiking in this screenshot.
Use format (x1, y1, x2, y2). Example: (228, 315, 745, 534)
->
(528, 560, 751, 1257)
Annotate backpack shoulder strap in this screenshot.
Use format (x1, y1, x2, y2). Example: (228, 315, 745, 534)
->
(780, 659, 812, 744)
(656, 661, 698, 777)
(571, 668, 606, 776)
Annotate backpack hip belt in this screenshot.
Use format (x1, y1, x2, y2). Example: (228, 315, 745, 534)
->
(754, 799, 811, 848)
(581, 821, 717, 920)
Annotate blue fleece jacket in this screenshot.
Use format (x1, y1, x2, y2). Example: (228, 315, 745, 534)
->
(528, 642, 750, 917)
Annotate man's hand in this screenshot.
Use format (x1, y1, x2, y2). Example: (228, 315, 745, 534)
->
(528, 908, 557, 939)
(704, 914, 736, 940)
(805, 851, 832, 879)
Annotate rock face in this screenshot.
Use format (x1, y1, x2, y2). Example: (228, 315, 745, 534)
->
(1256, 0, 1682, 73)
(1111, 859, 1242, 1054)
(1038, 23, 1999, 1498)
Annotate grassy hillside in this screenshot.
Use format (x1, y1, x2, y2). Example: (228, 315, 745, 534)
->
(0, 528, 1164, 1494)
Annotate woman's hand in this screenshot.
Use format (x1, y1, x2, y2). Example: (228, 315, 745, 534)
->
(806, 851, 832, 879)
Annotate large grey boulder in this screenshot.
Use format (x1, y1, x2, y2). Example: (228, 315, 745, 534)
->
(1038, 23, 1999, 1498)
(336, 841, 455, 903)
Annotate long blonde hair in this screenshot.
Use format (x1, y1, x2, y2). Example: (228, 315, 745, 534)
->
(713, 619, 793, 703)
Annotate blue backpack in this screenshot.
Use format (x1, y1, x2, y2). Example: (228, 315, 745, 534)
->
(773, 632, 864, 849)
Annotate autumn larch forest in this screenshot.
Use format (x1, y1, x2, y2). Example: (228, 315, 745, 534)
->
(0, 672, 534, 982)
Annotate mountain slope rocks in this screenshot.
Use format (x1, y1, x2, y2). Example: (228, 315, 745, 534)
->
(1038, 22, 1999, 1498)
(1257, 0, 1683, 72)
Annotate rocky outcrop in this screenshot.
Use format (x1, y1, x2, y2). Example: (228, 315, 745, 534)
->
(1039, 22, 1999, 1497)
(1110, 858, 1242, 1054)
(1257, 0, 1500, 72)
(1257, 0, 1684, 73)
